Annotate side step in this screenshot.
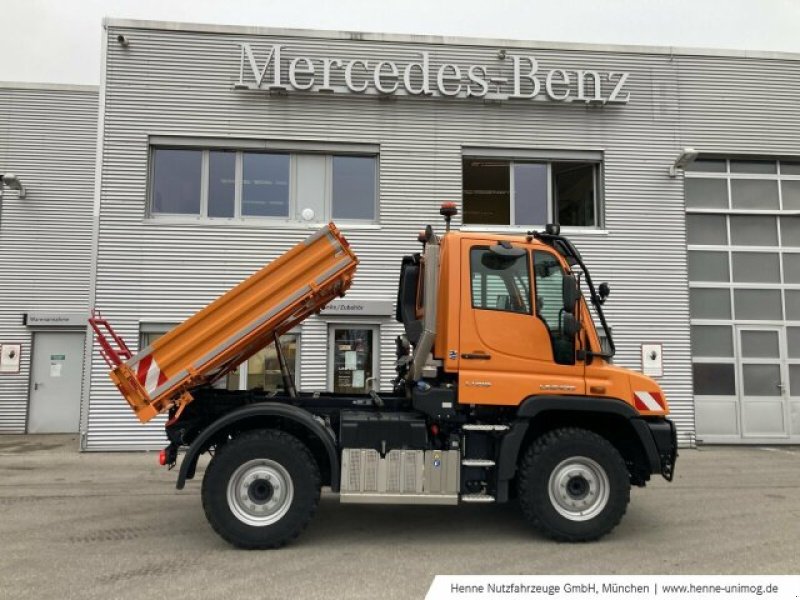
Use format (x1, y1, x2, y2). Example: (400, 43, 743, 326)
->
(461, 459, 495, 467)
(461, 493, 496, 504)
(462, 424, 509, 432)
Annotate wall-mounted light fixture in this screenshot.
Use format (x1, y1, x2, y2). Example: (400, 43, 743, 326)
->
(497, 49, 507, 60)
(669, 147, 699, 177)
(1, 173, 26, 198)
(117, 34, 130, 48)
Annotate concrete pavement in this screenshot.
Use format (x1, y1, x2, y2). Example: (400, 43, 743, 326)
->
(0, 435, 798, 599)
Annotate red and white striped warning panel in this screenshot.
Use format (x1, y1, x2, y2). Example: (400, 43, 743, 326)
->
(134, 355, 167, 396)
(633, 390, 666, 412)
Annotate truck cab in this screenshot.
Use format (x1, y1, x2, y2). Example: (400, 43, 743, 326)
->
(397, 221, 671, 422)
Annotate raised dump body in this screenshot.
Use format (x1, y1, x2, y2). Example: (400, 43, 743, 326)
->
(90, 223, 358, 423)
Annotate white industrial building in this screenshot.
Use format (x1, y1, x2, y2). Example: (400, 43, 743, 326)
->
(1, 19, 799, 449)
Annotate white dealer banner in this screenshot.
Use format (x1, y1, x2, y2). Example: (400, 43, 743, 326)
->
(426, 575, 800, 600)
(236, 44, 631, 105)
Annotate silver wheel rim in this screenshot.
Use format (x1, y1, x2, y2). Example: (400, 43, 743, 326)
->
(226, 459, 294, 527)
(547, 456, 610, 522)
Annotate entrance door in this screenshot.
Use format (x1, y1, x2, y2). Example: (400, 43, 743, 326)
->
(736, 326, 788, 439)
(328, 326, 378, 394)
(28, 332, 85, 433)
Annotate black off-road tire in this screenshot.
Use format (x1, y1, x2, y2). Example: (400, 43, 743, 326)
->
(201, 429, 321, 549)
(517, 428, 630, 542)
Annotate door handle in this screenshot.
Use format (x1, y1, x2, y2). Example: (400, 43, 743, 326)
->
(461, 352, 491, 360)
(34, 382, 40, 391)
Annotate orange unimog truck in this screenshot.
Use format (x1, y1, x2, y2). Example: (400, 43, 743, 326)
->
(92, 209, 677, 549)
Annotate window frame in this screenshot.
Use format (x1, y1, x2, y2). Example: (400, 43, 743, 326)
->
(511, 162, 553, 226)
(686, 157, 800, 405)
(239, 151, 292, 221)
(138, 323, 300, 392)
(461, 149, 604, 230)
(685, 158, 800, 215)
(326, 324, 380, 394)
(148, 147, 205, 217)
(469, 246, 533, 315)
(138, 322, 178, 351)
(147, 144, 379, 226)
(238, 332, 301, 392)
(330, 154, 380, 223)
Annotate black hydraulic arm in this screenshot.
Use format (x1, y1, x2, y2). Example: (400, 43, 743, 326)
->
(274, 332, 297, 399)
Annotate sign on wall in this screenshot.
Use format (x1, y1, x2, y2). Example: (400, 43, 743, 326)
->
(24, 312, 88, 328)
(236, 44, 631, 104)
(641, 343, 663, 378)
(320, 299, 394, 316)
(0, 344, 22, 374)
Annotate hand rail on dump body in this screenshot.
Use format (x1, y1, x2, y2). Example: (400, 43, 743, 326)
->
(88, 308, 133, 369)
(91, 223, 359, 424)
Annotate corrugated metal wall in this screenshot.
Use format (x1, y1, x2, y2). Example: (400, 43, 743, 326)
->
(86, 21, 800, 449)
(86, 23, 691, 448)
(0, 84, 98, 432)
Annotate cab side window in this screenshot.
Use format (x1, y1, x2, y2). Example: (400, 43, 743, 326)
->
(533, 250, 575, 365)
(470, 247, 531, 314)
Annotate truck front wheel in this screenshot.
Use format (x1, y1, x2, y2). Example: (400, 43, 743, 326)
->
(201, 429, 321, 549)
(517, 428, 630, 542)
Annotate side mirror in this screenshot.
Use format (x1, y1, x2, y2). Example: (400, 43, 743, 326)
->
(562, 313, 582, 337)
(598, 282, 611, 304)
(562, 274, 580, 314)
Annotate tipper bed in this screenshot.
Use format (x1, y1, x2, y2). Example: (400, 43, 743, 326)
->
(90, 223, 358, 423)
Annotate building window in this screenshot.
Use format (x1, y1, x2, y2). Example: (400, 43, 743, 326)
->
(463, 161, 509, 225)
(462, 159, 599, 227)
(139, 325, 299, 393)
(151, 149, 202, 215)
(686, 157, 800, 440)
(241, 153, 290, 217)
(138, 323, 181, 350)
(208, 151, 236, 218)
(150, 146, 377, 223)
(242, 334, 299, 392)
(332, 156, 377, 221)
(329, 326, 377, 394)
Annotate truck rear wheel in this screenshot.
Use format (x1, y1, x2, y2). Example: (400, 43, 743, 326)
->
(201, 429, 321, 549)
(517, 428, 629, 542)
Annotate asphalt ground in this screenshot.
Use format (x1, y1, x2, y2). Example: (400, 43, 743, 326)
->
(0, 436, 798, 600)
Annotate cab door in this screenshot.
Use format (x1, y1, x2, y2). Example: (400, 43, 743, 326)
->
(458, 240, 585, 407)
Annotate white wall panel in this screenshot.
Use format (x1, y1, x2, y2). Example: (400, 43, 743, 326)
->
(0, 85, 97, 432)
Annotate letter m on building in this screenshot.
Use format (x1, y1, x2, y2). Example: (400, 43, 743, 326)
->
(238, 43, 284, 88)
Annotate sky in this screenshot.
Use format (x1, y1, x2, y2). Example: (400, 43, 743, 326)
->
(2, 0, 800, 86)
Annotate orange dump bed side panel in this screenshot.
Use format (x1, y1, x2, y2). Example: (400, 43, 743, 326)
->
(110, 223, 358, 423)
